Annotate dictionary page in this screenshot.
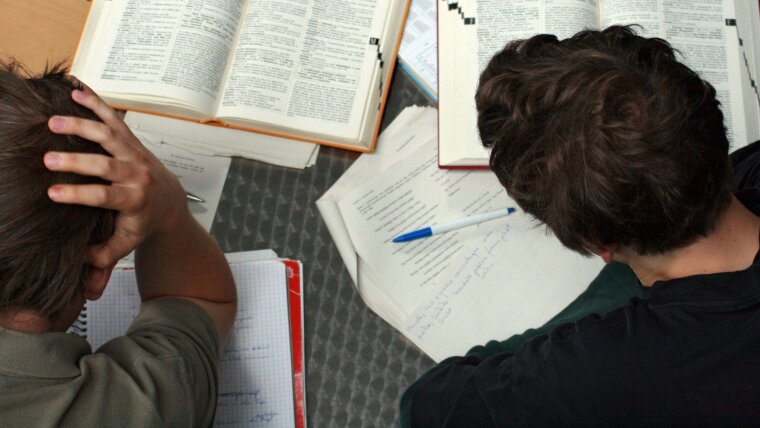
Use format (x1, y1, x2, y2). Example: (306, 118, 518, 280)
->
(216, 0, 391, 143)
(599, 0, 751, 148)
(733, 0, 760, 143)
(438, 0, 599, 167)
(72, 0, 246, 118)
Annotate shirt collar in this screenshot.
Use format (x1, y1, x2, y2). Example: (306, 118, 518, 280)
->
(0, 326, 91, 378)
(646, 242, 760, 308)
(645, 189, 760, 307)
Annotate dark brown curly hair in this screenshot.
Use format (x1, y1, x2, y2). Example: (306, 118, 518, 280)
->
(476, 26, 732, 256)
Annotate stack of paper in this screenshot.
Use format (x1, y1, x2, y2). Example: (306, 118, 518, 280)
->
(318, 107, 604, 362)
(126, 112, 319, 170)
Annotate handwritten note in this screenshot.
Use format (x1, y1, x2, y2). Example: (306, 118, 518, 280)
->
(214, 261, 294, 427)
(86, 254, 296, 427)
(338, 141, 510, 316)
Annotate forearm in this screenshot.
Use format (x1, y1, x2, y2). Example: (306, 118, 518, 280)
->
(135, 210, 235, 304)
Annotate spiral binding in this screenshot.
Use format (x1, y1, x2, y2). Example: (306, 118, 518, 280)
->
(66, 303, 88, 338)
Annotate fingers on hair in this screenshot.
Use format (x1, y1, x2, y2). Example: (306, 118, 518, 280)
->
(0, 61, 116, 319)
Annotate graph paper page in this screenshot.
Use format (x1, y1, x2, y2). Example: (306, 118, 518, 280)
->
(215, 260, 294, 427)
(87, 254, 296, 427)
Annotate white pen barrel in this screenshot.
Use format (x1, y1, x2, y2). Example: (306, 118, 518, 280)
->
(431, 208, 511, 234)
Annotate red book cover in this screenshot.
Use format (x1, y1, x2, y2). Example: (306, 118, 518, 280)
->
(283, 260, 306, 428)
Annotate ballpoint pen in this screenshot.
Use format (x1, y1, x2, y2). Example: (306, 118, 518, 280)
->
(186, 192, 205, 203)
(393, 207, 517, 243)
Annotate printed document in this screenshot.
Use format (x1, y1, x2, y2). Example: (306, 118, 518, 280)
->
(319, 107, 604, 361)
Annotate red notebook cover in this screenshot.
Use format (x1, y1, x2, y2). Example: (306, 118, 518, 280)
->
(284, 260, 306, 428)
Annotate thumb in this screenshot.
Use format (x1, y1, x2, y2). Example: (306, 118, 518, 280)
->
(86, 237, 132, 269)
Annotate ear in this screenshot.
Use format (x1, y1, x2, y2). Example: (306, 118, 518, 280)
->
(593, 244, 618, 264)
(82, 263, 116, 301)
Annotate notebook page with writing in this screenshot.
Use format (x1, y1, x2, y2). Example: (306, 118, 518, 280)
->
(86, 253, 297, 428)
(215, 260, 294, 427)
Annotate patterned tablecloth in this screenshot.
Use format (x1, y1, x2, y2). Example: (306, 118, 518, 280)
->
(210, 66, 437, 427)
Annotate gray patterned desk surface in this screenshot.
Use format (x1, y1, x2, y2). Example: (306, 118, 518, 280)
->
(210, 67, 436, 427)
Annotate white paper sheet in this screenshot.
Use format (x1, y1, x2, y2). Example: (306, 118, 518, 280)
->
(319, 106, 605, 361)
(317, 107, 434, 327)
(125, 112, 319, 169)
(138, 135, 231, 232)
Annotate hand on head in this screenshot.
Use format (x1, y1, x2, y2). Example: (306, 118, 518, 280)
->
(44, 79, 189, 269)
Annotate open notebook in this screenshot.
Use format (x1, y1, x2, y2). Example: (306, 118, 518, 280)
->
(70, 250, 305, 428)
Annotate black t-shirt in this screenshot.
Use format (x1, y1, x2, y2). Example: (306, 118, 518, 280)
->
(402, 141, 760, 427)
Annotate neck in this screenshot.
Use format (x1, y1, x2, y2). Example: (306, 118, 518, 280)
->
(0, 293, 85, 334)
(624, 196, 760, 286)
(0, 309, 51, 333)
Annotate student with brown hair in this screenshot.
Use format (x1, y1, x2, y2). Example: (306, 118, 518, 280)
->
(0, 63, 237, 426)
(401, 26, 760, 426)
